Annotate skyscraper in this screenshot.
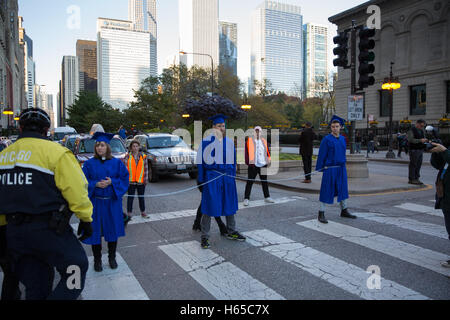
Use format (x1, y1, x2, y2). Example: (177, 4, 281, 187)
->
(76, 40, 97, 93)
(179, 0, 219, 70)
(303, 23, 329, 98)
(219, 21, 238, 76)
(19, 17, 35, 108)
(129, 0, 157, 76)
(61, 56, 79, 124)
(251, 1, 303, 96)
(97, 18, 151, 111)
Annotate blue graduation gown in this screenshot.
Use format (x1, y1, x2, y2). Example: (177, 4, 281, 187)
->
(82, 158, 129, 245)
(316, 134, 349, 204)
(197, 135, 239, 217)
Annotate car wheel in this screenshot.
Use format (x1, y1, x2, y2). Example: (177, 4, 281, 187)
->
(189, 171, 198, 179)
(148, 163, 159, 183)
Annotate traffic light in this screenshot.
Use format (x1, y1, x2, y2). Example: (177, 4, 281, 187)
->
(333, 31, 349, 68)
(358, 27, 376, 89)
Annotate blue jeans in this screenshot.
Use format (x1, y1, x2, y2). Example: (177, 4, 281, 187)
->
(355, 143, 362, 153)
(6, 219, 88, 300)
(368, 141, 375, 153)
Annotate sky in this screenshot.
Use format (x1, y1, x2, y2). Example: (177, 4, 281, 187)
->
(18, 0, 364, 99)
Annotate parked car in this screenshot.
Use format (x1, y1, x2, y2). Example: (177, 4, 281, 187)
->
(133, 133, 198, 182)
(50, 126, 77, 144)
(73, 134, 127, 167)
(8, 135, 18, 143)
(0, 138, 12, 152)
(63, 134, 86, 153)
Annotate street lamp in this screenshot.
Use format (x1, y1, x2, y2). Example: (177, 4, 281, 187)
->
(241, 104, 252, 131)
(180, 51, 215, 95)
(182, 114, 190, 119)
(382, 62, 401, 159)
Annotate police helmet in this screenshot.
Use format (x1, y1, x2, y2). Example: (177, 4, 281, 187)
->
(19, 108, 51, 129)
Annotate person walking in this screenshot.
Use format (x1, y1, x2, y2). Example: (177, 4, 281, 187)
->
(124, 140, 149, 219)
(299, 122, 316, 183)
(368, 131, 375, 154)
(0, 108, 93, 300)
(244, 126, 274, 204)
(355, 131, 362, 154)
(429, 142, 450, 268)
(316, 115, 356, 224)
(407, 119, 428, 185)
(397, 132, 408, 158)
(197, 114, 246, 249)
(81, 132, 129, 272)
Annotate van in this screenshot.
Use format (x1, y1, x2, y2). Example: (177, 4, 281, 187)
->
(51, 126, 77, 144)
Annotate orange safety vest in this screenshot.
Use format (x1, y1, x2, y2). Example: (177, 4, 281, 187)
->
(127, 153, 147, 184)
(247, 137, 271, 164)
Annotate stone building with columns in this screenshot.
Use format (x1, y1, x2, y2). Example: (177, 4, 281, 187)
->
(329, 0, 450, 140)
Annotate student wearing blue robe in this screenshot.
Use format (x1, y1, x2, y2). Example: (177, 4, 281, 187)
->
(316, 115, 356, 224)
(197, 115, 246, 249)
(82, 132, 129, 271)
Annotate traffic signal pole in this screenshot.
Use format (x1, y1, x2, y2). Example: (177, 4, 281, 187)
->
(350, 20, 357, 154)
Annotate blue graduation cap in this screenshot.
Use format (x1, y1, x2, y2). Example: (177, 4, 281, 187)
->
(209, 114, 229, 125)
(92, 132, 115, 144)
(330, 115, 346, 126)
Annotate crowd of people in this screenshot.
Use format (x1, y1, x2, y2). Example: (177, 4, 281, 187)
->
(0, 108, 448, 300)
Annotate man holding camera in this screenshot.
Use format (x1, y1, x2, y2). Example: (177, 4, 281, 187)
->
(407, 119, 428, 185)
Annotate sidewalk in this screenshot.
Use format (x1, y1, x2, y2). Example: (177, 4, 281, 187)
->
(237, 170, 429, 195)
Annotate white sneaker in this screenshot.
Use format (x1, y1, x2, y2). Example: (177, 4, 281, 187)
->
(244, 199, 249, 206)
(265, 197, 275, 203)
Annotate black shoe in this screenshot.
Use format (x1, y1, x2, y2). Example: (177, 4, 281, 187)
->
(109, 256, 118, 269)
(318, 211, 328, 224)
(219, 225, 229, 236)
(124, 215, 132, 228)
(192, 222, 201, 232)
(94, 259, 103, 272)
(201, 238, 210, 249)
(341, 209, 357, 219)
(226, 231, 246, 242)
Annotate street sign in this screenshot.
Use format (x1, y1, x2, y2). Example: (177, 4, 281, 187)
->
(348, 95, 364, 121)
(368, 114, 374, 122)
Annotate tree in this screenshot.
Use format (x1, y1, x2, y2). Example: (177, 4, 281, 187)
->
(253, 79, 274, 99)
(182, 94, 245, 121)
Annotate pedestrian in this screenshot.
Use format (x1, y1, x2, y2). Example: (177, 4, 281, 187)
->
(0, 216, 21, 300)
(429, 142, 450, 268)
(299, 122, 316, 183)
(355, 131, 362, 153)
(407, 119, 428, 185)
(196, 114, 246, 249)
(373, 135, 379, 153)
(316, 115, 356, 224)
(118, 126, 127, 140)
(192, 187, 229, 236)
(397, 132, 408, 158)
(368, 131, 375, 153)
(124, 140, 149, 219)
(0, 108, 93, 300)
(244, 126, 275, 204)
(81, 132, 130, 272)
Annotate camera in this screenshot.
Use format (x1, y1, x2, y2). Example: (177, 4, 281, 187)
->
(424, 126, 441, 152)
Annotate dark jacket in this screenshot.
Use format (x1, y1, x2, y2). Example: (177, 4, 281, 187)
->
(299, 128, 316, 157)
(431, 150, 450, 210)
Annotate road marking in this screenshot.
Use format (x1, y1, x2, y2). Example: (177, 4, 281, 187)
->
(81, 253, 149, 300)
(297, 220, 450, 277)
(395, 203, 443, 217)
(243, 229, 429, 300)
(159, 241, 285, 300)
(353, 212, 448, 239)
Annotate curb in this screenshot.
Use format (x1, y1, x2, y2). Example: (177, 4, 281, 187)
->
(367, 158, 431, 166)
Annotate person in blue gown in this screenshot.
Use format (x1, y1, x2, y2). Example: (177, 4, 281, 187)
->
(316, 115, 356, 224)
(197, 114, 246, 249)
(82, 132, 129, 271)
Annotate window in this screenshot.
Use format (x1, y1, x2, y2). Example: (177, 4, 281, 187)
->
(410, 85, 426, 115)
(447, 81, 450, 114)
(379, 90, 390, 117)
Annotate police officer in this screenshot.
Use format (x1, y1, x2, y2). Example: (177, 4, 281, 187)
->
(0, 108, 94, 300)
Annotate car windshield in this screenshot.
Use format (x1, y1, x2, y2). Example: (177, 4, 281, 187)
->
(79, 138, 126, 154)
(147, 136, 189, 149)
(54, 133, 68, 141)
(66, 138, 77, 152)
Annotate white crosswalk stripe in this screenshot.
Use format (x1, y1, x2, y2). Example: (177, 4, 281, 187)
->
(159, 240, 285, 300)
(395, 203, 443, 218)
(243, 229, 429, 300)
(297, 220, 450, 277)
(352, 212, 448, 239)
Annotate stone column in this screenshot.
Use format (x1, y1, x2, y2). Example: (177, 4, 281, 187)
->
(346, 154, 369, 178)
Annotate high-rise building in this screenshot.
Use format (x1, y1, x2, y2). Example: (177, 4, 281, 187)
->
(219, 21, 237, 76)
(251, 1, 303, 96)
(128, 0, 157, 76)
(179, 0, 219, 70)
(303, 23, 329, 98)
(61, 56, 79, 125)
(76, 40, 97, 93)
(97, 18, 151, 111)
(19, 17, 35, 108)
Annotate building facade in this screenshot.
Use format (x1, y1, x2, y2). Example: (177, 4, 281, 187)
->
(19, 17, 35, 108)
(61, 56, 79, 125)
(97, 18, 151, 111)
(128, 0, 157, 76)
(179, 0, 219, 70)
(303, 23, 329, 98)
(219, 21, 238, 76)
(251, 0, 303, 97)
(329, 0, 450, 131)
(76, 40, 97, 93)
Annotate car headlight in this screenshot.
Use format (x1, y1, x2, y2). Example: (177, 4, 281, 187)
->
(156, 156, 169, 163)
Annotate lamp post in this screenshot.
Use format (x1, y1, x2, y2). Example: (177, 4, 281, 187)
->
(241, 104, 252, 131)
(180, 51, 214, 95)
(382, 62, 401, 159)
